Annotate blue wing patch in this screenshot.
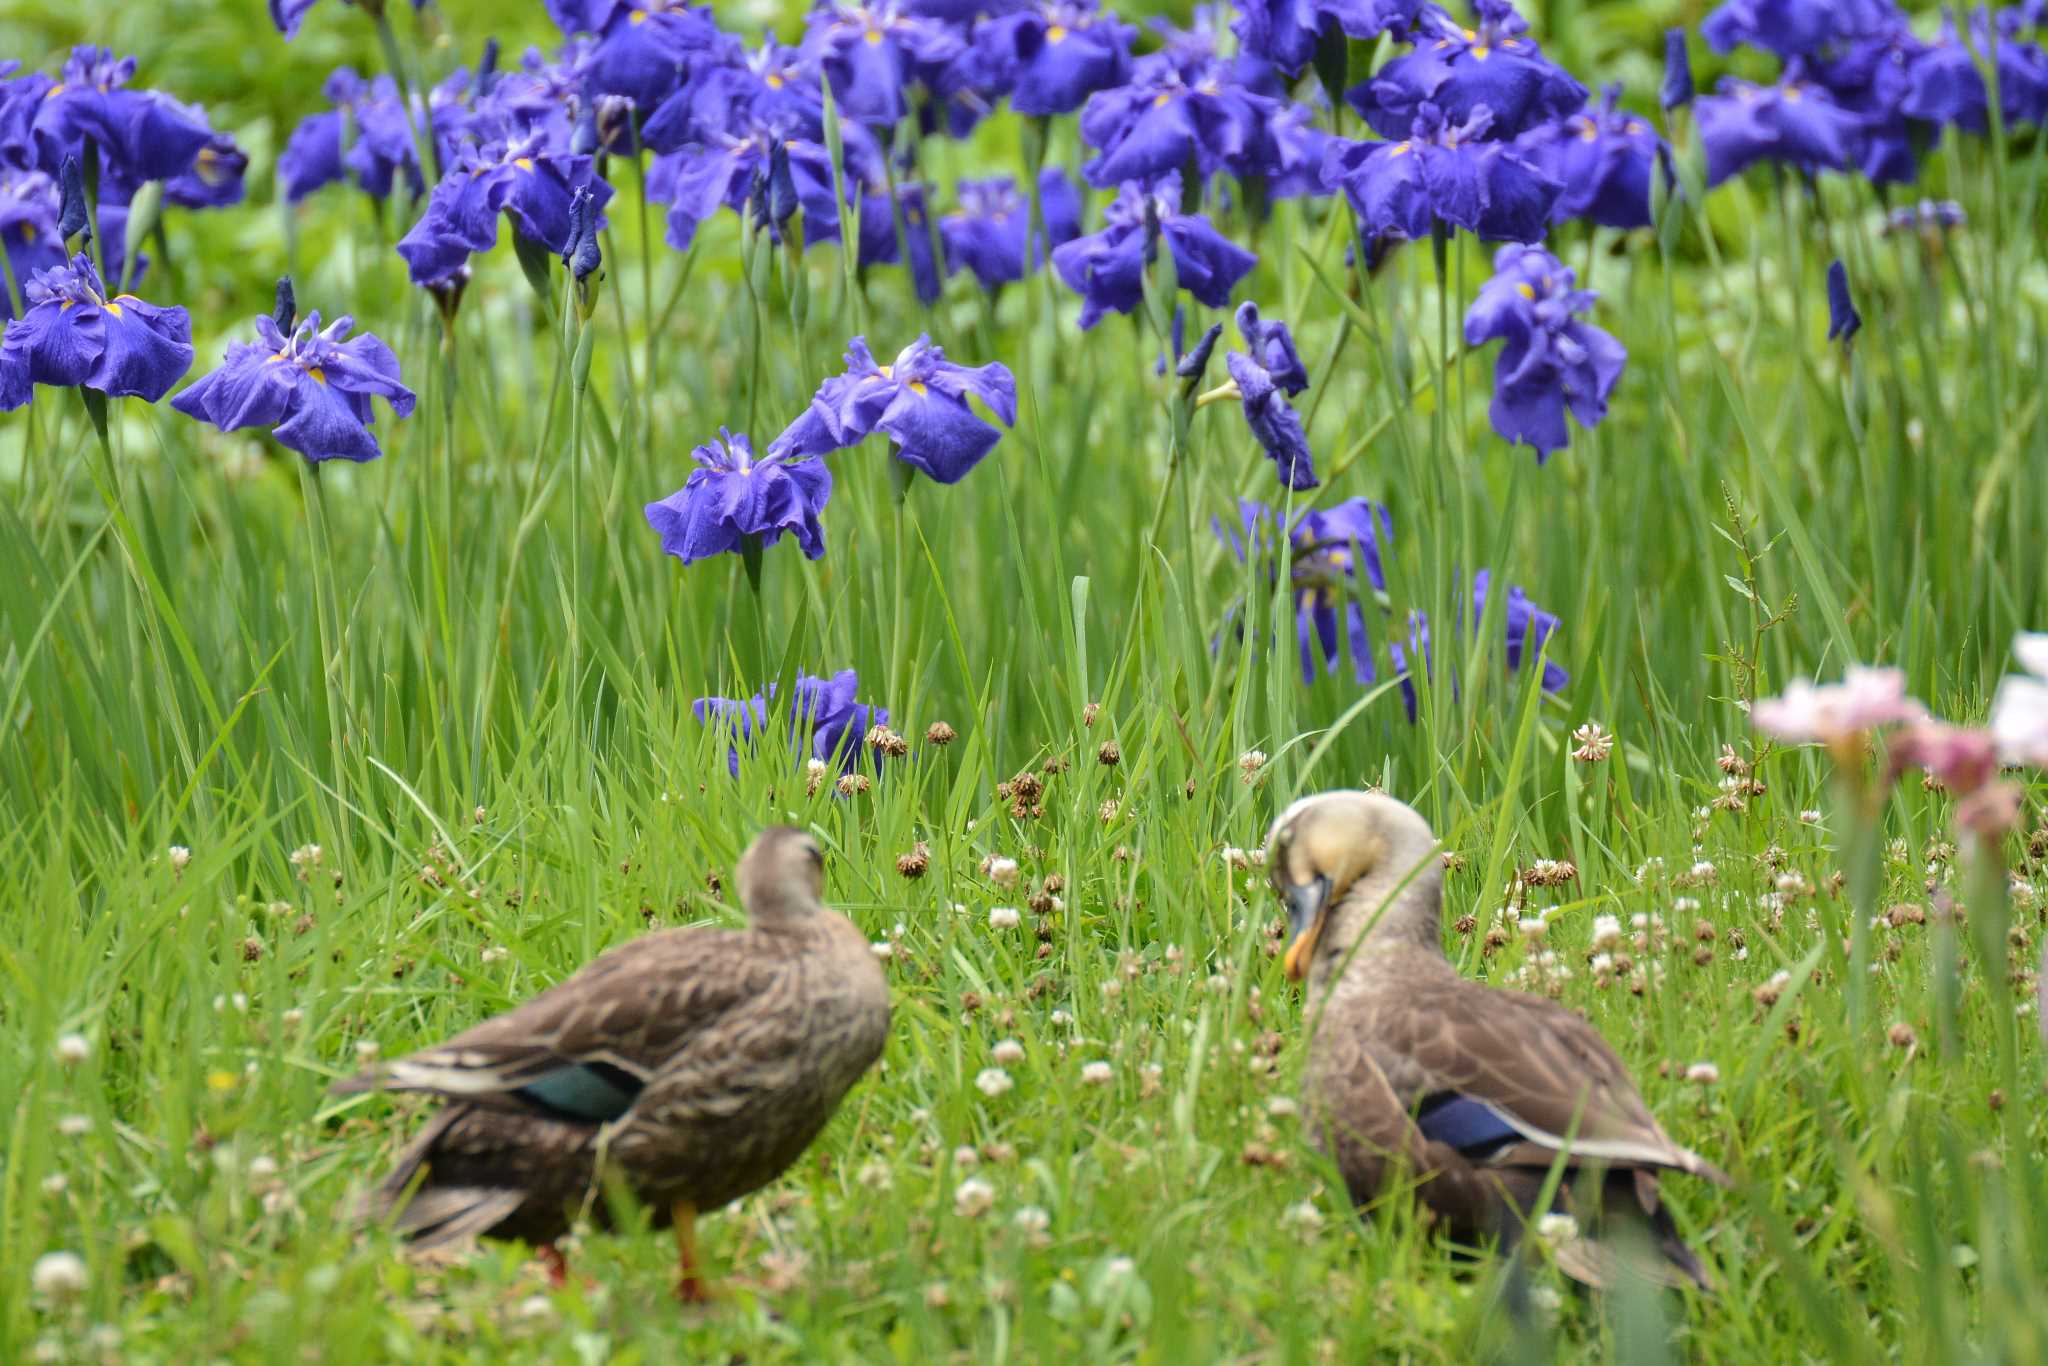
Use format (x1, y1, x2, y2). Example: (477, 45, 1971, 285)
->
(1416, 1093, 1523, 1159)
(514, 1061, 645, 1122)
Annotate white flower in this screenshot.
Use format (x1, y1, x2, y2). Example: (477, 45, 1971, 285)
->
(1049, 1009, 1075, 1029)
(1281, 1200, 1324, 1233)
(1535, 1213, 1579, 1247)
(1104, 1255, 1137, 1279)
(289, 843, 323, 869)
(952, 1145, 981, 1171)
(1012, 1205, 1050, 1235)
(1799, 809, 1823, 824)
(248, 1155, 280, 1181)
(166, 845, 191, 872)
(1528, 1284, 1563, 1321)
(975, 1067, 1015, 1098)
(354, 1040, 381, 1063)
(1220, 846, 1250, 870)
(988, 906, 1021, 930)
(1517, 917, 1547, 941)
(856, 1160, 893, 1191)
(1238, 749, 1268, 779)
(480, 945, 510, 964)
(953, 1177, 996, 1219)
(1266, 1095, 1299, 1118)
(1688, 862, 1717, 882)
(41, 1173, 67, 1197)
(53, 1034, 89, 1067)
(984, 856, 1021, 889)
(1589, 953, 1614, 974)
(1080, 1061, 1114, 1086)
(56, 1115, 90, 1138)
(31, 1251, 87, 1299)
(516, 1294, 556, 1321)
(870, 941, 895, 960)
(992, 1039, 1025, 1065)
(1590, 914, 1622, 949)
(1685, 1061, 1721, 1085)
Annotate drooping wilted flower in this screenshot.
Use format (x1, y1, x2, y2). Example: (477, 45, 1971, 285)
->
(694, 667, 887, 777)
(644, 429, 832, 566)
(1051, 175, 1258, 329)
(172, 298, 415, 462)
(0, 252, 191, 412)
(1223, 301, 1316, 489)
(1517, 86, 1666, 230)
(395, 137, 614, 287)
(1695, 77, 1861, 186)
(1346, 1, 1586, 142)
(1825, 259, 1861, 342)
(770, 335, 1017, 485)
(1322, 103, 1560, 245)
(1462, 244, 1626, 461)
(938, 170, 1082, 293)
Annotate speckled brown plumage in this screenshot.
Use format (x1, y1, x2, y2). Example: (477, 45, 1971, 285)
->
(333, 826, 890, 1282)
(1267, 791, 1729, 1291)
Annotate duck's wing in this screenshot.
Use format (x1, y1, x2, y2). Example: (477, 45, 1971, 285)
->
(1362, 977, 1729, 1185)
(332, 928, 780, 1125)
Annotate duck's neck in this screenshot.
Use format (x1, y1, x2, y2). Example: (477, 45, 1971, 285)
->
(1310, 829, 1445, 990)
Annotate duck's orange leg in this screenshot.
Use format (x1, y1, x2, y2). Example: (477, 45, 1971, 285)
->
(536, 1243, 570, 1289)
(673, 1201, 717, 1304)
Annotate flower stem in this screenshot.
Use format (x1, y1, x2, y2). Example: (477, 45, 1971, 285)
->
(372, 8, 440, 193)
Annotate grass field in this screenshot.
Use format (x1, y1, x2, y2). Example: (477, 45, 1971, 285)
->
(4, 0, 2048, 1360)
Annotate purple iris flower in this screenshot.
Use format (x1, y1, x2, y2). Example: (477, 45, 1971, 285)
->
(978, 1, 1137, 116)
(1825, 259, 1861, 341)
(574, 1, 739, 117)
(395, 137, 614, 287)
(1266, 103, 1334, 199)
(1884, 198, 1965, 236)
(1902, 18, 2048, 133)
(0, 166, 65, 319)
(653, 40, 825, 149)
(1392, 570, 1568, 718)
(938, 169, 1082, 292)
(1516, 87, 1665, 230)
(800, 1, 965, 128)
(1347, 1, 1586, 142)
(1696, 77, 1862, 185)
(0, 252, 191, 412)
(1233, 0, 1423, 79)
(270, 0, 426, 40)
(1701, 0, 1900, 61)
(644, 429, 833, 566)
(1050, 175, 1258, 329)
(1808, 27, 1927, 184)
(31, 47, 217, 184)
(771, 335, 1018, 485)
(1224, 301, 1317, 489)
(1321, 102, 1560, 244)
(1662, 29, 1693, 110)
(172, 306, 415, 463)
(1462, 243, 1625, 461)
(647, 123, 844, 250)
(1216, 498, 1391, 684)
(1077, 45, 1288, 187)
(854, 180, 944, 303)
(281, 70, 404, 202)
(695, 668, 886, 777)
(1150, 7, 1290, 98)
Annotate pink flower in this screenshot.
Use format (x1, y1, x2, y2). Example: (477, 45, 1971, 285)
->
(1751, 666, 1928, 744)
(1888, 722, 2000, 795)
(1991, 633, 2048, 767)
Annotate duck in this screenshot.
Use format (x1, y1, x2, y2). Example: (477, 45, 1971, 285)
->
(331, 825, 891, 1300)
(1264, 790, 1728, 1291)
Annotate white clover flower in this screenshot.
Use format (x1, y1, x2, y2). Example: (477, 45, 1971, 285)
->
(1685, 1061, 1721, 1085)
(354, 1039, 381, 1063)
(1104, 1254, 1137, 1279)
(870, 941, 895, 960)
(1528, 1284, 1563, 1320)
(1281, 1200, 1324, 1233)
(1535, 1212, 1579, 1246)
(952, 1145, 981, 1171)
(57, 1115, 90, 1138)
(53, 1034, 89, 1067)
(166, 845, 192, 872)
(1049, 1009, 1074, 1029)
(289, 843, 323, 869)
(248, 1155, 280, 1181)
(953, 1176, 996, 1219)
(1589, 953, 1614, 974)
(1799, 809, 1823, 824)
(988, 906, 1021, 930)
(975, 1067, 1015, 1099)
(1590, 914, 1622, 950)
(31, 1251, 87, 1299)
(1080, 1061, 1114, 1086)
(992, 1039, 1025, 1066)
(41, 1173, 67, 1197)
(856, 1160, 893, 1191)
(1012, 1205, 1051, 1236)
(984, 856, 1021, 889)
(1689, 861, 1717, 882)
(1266, 1095, 1299, 1118)
(1517, 917, 1547, 941)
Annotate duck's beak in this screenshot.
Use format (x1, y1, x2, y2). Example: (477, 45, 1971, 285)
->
(1280, 874, 1330, 982)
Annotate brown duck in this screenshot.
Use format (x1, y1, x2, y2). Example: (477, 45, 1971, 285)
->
(1266, 791, 1728, 1290)
(332, 825, 891, 1300)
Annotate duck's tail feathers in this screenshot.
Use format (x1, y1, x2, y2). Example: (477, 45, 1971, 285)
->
(353, 1107, 525, 1250)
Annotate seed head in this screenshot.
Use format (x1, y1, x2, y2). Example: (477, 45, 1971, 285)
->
(1570, 722, 1614, 763)
(896, 842, 931, 879)
(1684, 1061, 1720, 1085)
(836, 772, 871, 798)
(1888, 1022, 1917, 1049)
(1082, 702, 1101, 727)
(1238, 749, 1268, 782)
(925, 721, 957, 747)
(1097, 740, 1121, 767)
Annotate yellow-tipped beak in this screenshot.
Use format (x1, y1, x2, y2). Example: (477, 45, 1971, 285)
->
(1283, 923, 1320, 982)
(1278, 874, 1330, 983)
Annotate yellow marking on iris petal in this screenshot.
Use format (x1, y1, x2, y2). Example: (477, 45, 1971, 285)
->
(1502, 37, 1520, 48)
(102, 300, 123, 316)
(1471, 45, 1489, 59)
(1462, 27, 1477, 40)
(1784, 86, 1802, 101)
(265, 353, 286, 363)
(877, 364, 893, 378)
(59, 298, 74, 310)
(308, 366, 327, 384)
(864, 27, 883, 44)
(629, 8, 648, 21)
(1153, 91, 1173, 106)
(766, 73, 785, 89)
(1579, 122, 1598, 141)
(513, 156, 535, 171)
(20, 223, 33, 242)
(1046, 23, 1067, 41)
(44, 83, 64, 99)
(1390, 141, 1411, 157)
(1516, 283, 1535, 300)
(909, 380, 927, 395)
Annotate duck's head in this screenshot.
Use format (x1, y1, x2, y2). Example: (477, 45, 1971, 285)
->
(1265, 790, 1442, 982)
(736, 825, 826, 924)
